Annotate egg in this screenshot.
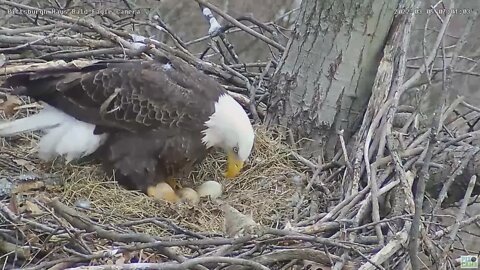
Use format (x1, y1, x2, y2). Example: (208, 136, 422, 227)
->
(147, 182, 179, 203)
(177, 187, 200, 205)
(74, 198, 91, 209)
(196, 180, 223, 199)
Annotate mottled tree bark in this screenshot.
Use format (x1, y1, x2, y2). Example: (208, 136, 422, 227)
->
(266, 0, 399, 158)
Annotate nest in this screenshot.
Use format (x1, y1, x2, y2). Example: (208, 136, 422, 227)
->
(1, 0, 480, 270)
(1, 102, 310, 269)
(1, 121, 298, 235)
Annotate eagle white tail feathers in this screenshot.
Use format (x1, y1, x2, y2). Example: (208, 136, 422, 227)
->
(0, 105, 66, 136)
(0, 104, 107, 163)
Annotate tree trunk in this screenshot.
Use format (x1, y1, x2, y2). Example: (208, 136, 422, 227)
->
(266, 0, 400, 158)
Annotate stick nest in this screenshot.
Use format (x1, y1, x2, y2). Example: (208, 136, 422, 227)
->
(1, 1, 480, 270)
(2, 121, 298, 234)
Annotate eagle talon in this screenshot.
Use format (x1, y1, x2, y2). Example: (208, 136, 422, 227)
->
(146, 182, 180, 203)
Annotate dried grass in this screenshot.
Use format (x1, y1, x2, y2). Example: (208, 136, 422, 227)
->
(1, 110, 300, 236)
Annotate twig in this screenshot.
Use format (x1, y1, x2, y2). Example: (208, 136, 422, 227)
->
(221, 62, 260, 121)
(408, 2, 455, 268)
(20, 251, 117, 270)
(251, 60, 273, 121)
(0, 237, 30, 259)
(431, 148, 478, 216)
(118, 237, 250, 251)
(45, 198, 189, 266)
(185, 24, 261, 47)
(193, 0, 284, 51)
(151, 15, 187, 50)
(0, 0, 137, 50)
(399, 0, 454, 93)
(433, 214, 480, 239)
(438, 175, 477, 269)
(235, 15, 277, 36)
(251, 248, 355, 269)
(0, 24, 63, 35)
(0, 34, 114, 50)
(337, 129, 353, 172)
(358, 223, 411, 270)
(65, 257, 270, 270)
(461, 100, 480, 114)
(0, 200, 59, 234)
(39, 47, 138, 60)
(381, 0, 418, 228)
(119, 218, 206, 239)
(364, 100, 394, 245)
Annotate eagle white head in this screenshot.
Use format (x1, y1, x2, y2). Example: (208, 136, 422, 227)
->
(202, 93, 255, 178)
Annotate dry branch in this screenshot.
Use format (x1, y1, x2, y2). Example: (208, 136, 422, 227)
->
(193, 0, 285, 52)
(67, 257, 270, 270)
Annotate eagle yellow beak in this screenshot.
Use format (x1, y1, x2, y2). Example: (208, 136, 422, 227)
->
(225, 150, 244, 179)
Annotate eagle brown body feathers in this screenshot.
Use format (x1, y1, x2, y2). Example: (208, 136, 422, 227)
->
(3, 57, 227, 193)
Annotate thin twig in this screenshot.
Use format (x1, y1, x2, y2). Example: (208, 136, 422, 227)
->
(65, 257, 270, 270)
(193, 0, 284, 51)
(438, 175, 477, 269)
(409, 2, 455, 268)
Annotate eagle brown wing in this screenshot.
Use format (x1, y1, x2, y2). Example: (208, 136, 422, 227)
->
(2, 56, 227, 193)
(3, 56, 226, 134)
(100, 127, 209, 193)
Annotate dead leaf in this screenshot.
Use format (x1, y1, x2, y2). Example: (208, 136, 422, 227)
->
(0, 94, 22, 118)
(12, 181, 45, 194)
(18, 200, 43, 215)
(25, 231, 41, 246)
(304, 260, 331, 270)
(284, 220, 294, 230)
(222, 203, 258, 237)
(8, 196, 19, 215)
(25, 201, 43, 214)
(13, 159, 36, 171)
(115, 256, 126, 265)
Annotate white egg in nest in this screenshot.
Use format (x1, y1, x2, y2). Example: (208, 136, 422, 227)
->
(196, 180, 223, 199)
(177, 187, 200, 205)
(74, 198, 91, 209)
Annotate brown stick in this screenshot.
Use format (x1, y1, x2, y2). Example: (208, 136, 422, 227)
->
(409, 2, 455, 268)
(64, 257, 270, 270)
(45, 198, 194, 268)
(193, 0, 284, 51)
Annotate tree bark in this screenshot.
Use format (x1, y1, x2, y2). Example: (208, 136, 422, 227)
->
(266, 0, 400, 158)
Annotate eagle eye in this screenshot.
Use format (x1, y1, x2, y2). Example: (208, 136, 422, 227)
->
(233, 146, 239, 154)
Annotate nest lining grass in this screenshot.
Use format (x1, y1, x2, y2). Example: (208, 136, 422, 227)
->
(1, 111, 300, 236)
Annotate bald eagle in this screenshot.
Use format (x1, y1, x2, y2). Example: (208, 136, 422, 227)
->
(0, 56, 255, 203)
